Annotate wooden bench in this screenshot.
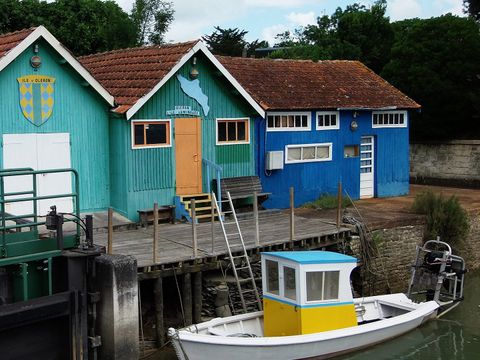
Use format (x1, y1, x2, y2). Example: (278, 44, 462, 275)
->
(213, 176, 270, 202)
(137, 205, 176, 227)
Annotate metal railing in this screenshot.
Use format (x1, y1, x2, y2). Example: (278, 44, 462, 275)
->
(0, 168, 80, 255)
(202, 158, 223, 212)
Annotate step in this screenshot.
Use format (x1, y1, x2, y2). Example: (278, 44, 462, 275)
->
(180, 193, 211, 202)
(184, 205, 214, 212)
(195, 214, 220, 219)
(183, 199, 214, 207)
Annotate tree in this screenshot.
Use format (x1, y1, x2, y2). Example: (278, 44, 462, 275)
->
(203, 27, 248, 56)
(381, 15, 480, 140)
(464, 0, 480, 21)
(270, 1, 394, 72)
(0, 0, 138, 56)
(131, 0, 174, 45)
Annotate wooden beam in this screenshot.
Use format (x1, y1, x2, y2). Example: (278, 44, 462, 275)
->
(183, 273, 193, 326)
(192, 272, 202, 324)
(153, 277, 165, 346)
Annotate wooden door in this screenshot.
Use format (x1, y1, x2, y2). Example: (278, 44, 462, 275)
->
(360, 136, 374, 198)
(175, 118, 202, 195)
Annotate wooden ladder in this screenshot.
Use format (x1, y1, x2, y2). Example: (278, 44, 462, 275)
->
(212, 191, 262, 314)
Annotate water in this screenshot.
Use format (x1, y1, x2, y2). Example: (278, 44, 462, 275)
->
(337, 269, 480, 360)
(151, 270, 480, 360)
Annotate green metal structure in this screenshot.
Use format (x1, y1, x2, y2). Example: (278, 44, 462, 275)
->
(0, 168, 80, 302)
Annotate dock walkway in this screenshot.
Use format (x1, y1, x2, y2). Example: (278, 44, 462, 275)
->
(94, 211, 350, 269)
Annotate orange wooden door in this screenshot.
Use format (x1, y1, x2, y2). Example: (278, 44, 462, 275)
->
(175, 118, 202, 195)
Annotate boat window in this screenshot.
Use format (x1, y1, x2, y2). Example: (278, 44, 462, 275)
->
(283, 266, 296, 300)
(266, 260, 279, 295)
(306, 271, 340, 301)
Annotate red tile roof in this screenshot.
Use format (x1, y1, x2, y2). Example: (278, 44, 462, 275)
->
(0, 28, 36, 59)
(217, 56, 420, 110)
(80, 41, 199, 112)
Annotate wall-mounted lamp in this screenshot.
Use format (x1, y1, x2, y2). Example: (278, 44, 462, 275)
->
(30, 43, 41, 69)
(189, 56, 199, 79)
(350, 120, 358, 132)
(353, 111, 359, 118)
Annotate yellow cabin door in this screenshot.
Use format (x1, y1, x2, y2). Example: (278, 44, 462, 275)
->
(175, 118, 202, 195)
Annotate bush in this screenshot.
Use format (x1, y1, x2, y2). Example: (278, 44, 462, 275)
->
(303, 193, 352, 210)
(412, 190, 469, 244)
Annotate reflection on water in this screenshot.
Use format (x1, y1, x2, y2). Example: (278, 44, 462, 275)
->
(337, 269, 480, 360)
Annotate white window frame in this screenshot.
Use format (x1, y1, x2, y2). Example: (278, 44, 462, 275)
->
(131, 119, 172, 149)
(372, 110, 407, 128)
(304, 270, 340, 304)
(316, 111, 340, 130)
(266, 112, 311, 132)
(215, 117, 250, 145)
(285, 143, 333, 164)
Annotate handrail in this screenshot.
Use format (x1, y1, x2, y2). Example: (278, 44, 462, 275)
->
(202, 159, 223, 213)
(0, 168, 81, 255)
(202, 158, 223, 215)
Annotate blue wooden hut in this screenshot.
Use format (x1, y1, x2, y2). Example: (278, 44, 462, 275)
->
(218, 57, 420, 208)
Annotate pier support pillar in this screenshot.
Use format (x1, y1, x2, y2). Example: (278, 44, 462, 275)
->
(153, 277, 165, 346)
(183, 273, 193, 325)
(95, 254, 138, 360)
(192, 272, 202, 323)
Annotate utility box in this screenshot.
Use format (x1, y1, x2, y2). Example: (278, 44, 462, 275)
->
(266, 151, 284, 170)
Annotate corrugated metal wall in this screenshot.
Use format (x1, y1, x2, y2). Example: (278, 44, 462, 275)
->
(0, 39, 110, 212)
(111, 53, 258, 220)
(257, 110, 410, 208)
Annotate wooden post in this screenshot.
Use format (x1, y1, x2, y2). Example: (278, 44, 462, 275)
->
(253, 191, 260, 247)
(211, 195, 215, 254)
(153, 277, 165, 346)
(153, 202, 159, 263)
(183, 273, 193, 326)
(107, 207, 113, 254)
(336, 181, 342, 228)
(290, 187, 295, 241)
(191, 199, 198, 258)
(192, 272, 202, 324)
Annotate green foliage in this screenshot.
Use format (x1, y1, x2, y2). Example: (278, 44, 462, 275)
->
(464, 0, 480, 21)
(412, 190, 470, 244)
(303, 193, 352, 210)
(130, 0, 174, 45)
(271, 0, 393, 73)
(381, 15, 480, 140)
(0, 0, 138, 55)
(203, 26, 269, 57)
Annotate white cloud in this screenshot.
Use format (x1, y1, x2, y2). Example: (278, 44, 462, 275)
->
(432, 0, 464, 16)
(245, 0, 317, 8)
(262, 24, 290, 45)
(388, 0, 422, 21)
(286, 11, 316, 26)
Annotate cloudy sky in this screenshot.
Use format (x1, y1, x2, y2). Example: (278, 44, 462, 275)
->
(116, 0, 465, 45)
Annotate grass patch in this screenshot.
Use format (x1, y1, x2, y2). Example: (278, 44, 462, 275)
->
(303, 193, 352, 210)
(412, 190, 469, 245)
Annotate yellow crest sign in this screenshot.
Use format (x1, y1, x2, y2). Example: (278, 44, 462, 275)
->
(17, 75, 55, 126)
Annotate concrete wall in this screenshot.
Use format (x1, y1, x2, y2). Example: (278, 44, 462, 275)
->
(410, 141, 480, 186)
(351, 211, 480, 296)
(95, 254, 139, 360)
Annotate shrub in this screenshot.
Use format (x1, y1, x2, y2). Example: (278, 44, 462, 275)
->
(412, 190, 469, 244)
(303, 193, 352, 210)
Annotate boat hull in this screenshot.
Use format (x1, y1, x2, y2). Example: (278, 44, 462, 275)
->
(169, 294, 439, 360)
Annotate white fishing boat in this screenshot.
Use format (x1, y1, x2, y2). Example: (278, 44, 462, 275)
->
(169, 241, 464, 360)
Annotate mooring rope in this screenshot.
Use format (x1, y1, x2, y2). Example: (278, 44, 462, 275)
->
(173, 269, 187, 327)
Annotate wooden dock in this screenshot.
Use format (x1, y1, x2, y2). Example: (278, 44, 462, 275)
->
(94, 210, 350, 271)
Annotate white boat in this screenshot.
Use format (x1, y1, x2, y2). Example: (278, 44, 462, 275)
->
(169, 244, 463, 360)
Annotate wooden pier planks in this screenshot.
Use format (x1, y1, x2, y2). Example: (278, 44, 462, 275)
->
(94, 212, 349, 268)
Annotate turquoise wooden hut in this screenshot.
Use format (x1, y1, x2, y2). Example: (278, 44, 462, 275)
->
(0, 26, 114, 216)
(81, 41, 264, 221)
